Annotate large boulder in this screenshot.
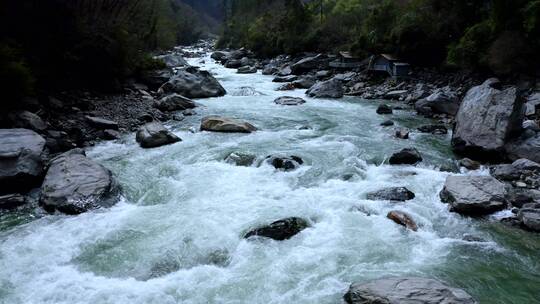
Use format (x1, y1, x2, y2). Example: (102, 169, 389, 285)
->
(39, 149, 120, 214)
(201, 116, 257, 133)
(274, 96, 306, 106)
(7, 110, 47, 132)
(366, 187, 415, 201)
(344, 277, 476, 304)
(290, 54, 325, 75)
(505, 133, 540, 163)
(153, 94, 196, 112)
(415, 91, 460, 116)
(244, 217, 309, 240)
(452, 79, 523, 160)
(136, 122, 181, 148)
(439, 175, 507, 215)
(389, 148, 422, 165)
(0, 129, 46, 194)
(376, 104, 393, 115)
(518, 203, 540, 232)
(160, 67, 226, 98)
(154, 53, 188, 68)
(306, 79, 344, 98)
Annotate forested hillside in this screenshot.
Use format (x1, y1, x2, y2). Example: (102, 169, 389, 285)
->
(219, 0, 540, 74)
(0, 0, 224, 103)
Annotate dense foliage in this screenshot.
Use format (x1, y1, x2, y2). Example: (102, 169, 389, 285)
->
(0, 0, 223, 104)
(219, 0, 540, 74)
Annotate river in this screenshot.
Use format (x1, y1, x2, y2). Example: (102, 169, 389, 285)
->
(1, 48, 539, 304)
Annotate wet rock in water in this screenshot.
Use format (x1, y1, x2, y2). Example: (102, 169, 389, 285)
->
(237, 66, 257, 74)
(201, 116, 257, 133)
(417, 124, 448, 135)
(266, 155, 304, 171)
(439, 175, 507, 215)
(160, 66, 226, 98)
(376, 104, 393, 114)
(387, 211, 418, 231)
(0, 193, 27, 210)
(85, 116, 119, 130)
(225, 152, 256, 167)
(395, 128, 410, 139)
(153, 94, 196, 112)
(452, 78, 523, 161)
(385, 90, 408, 99)
(277, 83, 296, 91)
(389, 148, 422, 165)
(274, 96, 306, 106)
(210, 51, 229, 62)
(136, 122, 181, 148)
(0, 129, 46, 194)
(380, 120, 394, 127)
(459, 158, 481, 170)
(7, 110, 47, 132)
(366, 187, 415, 201)
(154, 53, 188, 68)
(230, 86, 263, 96)
(244, 217, 309, 240)
(344, 277, 476, 304)
(518, 203, 540, 232)
(305, 79, 344, 98)
(415, 91, 460, 116)
(462, 234, 486, 242)
(276, 65, 292, 76)
(272, 75, 298, 83)
(39, 149, 120, 214)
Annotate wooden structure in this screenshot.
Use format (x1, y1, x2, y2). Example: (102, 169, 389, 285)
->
(329, 51, 363, 69)
(368, 54, 410, 78)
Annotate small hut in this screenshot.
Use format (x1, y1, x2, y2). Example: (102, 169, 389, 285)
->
(368, 54, 410, 78)
(329, 51, 363, 69)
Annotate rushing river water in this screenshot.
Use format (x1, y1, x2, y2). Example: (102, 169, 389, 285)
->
(1, 49, 540, 304)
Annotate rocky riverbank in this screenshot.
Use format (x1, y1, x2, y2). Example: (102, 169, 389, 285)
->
(210, 46, 540, 233)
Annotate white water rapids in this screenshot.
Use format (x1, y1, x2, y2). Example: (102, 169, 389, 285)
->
(1, 49, 539, 304)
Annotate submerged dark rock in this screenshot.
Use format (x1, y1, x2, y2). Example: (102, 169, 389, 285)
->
(418, 124, 448, 134)
(344, 277, 477, 304)
(366, 187, 415, 201)
(376, 104, 393, 115)
(266, 155, 304, 171)
(389, 148, 422, 165)
(244, 217, 309, 240)
(274, 96, 306, 106)
(225, 152, 256, 167)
